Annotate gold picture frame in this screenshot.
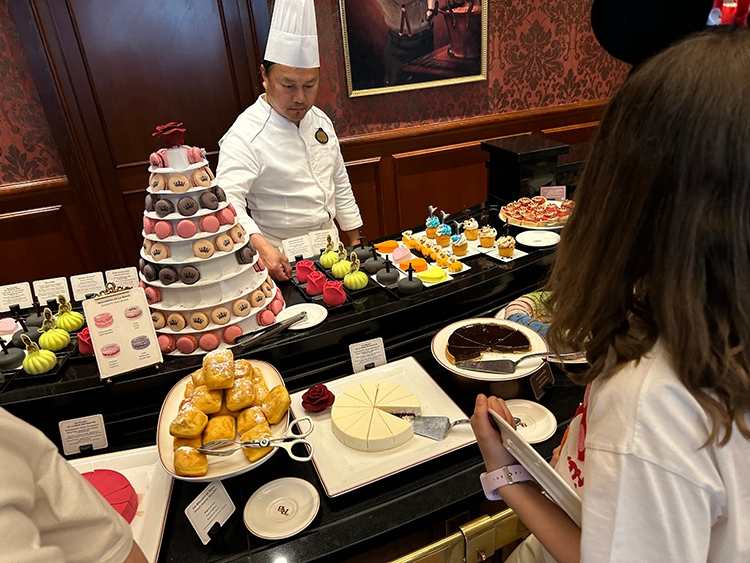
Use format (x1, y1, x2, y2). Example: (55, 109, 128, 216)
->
(339, 0, 487, 97)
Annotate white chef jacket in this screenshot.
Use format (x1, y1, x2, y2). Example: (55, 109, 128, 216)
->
(0, 408, 134, 563)
(216, 95, 363, 248)
(508, 342, 750, 563)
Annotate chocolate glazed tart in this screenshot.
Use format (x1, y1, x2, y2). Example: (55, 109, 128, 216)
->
(446, 323, 530, 364)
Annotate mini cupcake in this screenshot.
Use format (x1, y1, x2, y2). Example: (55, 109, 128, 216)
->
(436, 223, 452, 247)
(496, 235, 516, 257)
(402, 229, 413, 245)
(479, 226, 497, 248)
(463, 217, 479, 241)
(425, 205, 440, 239)
(451, 233, 468, 256)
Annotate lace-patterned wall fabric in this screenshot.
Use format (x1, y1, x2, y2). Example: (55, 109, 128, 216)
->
(317, 0, 629, 136)
(0, 0, 64, 185)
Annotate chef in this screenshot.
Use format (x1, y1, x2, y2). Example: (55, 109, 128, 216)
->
(216, 0, 363, 282)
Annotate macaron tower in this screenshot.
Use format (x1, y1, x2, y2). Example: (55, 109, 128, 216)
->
(139, 123, 284, 355)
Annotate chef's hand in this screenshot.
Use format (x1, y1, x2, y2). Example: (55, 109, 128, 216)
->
(343, 228, 362, 247)
(250, 234, 292, 282)
(470, 394, 517, 473)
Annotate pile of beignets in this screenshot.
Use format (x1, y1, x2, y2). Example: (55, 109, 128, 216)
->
(168, 349, 291, 477)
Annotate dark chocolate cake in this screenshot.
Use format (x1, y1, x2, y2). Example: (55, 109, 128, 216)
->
(446, 323, 530, 363)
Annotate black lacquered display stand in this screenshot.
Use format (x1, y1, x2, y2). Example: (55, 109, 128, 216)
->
(0, 202, 586, 563)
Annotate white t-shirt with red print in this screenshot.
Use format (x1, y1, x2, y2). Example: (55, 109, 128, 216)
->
(507, 342, 750, 563)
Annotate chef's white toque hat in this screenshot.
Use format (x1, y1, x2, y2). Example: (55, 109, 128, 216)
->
(264, 0, 320, 68)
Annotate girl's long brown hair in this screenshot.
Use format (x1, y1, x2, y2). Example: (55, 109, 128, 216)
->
(545, 27, 750, 444)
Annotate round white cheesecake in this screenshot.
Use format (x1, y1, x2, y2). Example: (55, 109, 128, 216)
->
(331, 381, 421, 452)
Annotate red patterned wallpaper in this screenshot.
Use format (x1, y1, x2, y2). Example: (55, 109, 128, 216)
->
(315, 0, 629, 137)
(0, 0, 63, 184)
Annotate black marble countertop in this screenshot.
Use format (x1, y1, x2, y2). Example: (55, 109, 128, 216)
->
(0, 205, 586, 562)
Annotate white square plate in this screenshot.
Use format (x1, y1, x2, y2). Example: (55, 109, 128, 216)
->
(71, 446, 173, 563)
(289, 357, 476, 497)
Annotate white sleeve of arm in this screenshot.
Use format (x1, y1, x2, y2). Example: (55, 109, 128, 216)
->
(331, 148, 363, 232)
(215, 136, 263, 237)
(0, 417, 133, 563)
(581, 449, 713, 563)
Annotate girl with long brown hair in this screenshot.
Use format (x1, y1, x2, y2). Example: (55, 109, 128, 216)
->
(472, 27, 750, 563)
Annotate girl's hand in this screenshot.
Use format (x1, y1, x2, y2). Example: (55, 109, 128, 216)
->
(470, 394, 517, 472)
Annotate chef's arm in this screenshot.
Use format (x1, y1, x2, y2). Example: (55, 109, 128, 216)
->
(215, 136, 264, 239)
(332, 149, 363, 242)
(250, 234, 292, 282)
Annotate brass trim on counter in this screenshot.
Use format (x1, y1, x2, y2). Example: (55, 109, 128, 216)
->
(387, 508, 530, 563)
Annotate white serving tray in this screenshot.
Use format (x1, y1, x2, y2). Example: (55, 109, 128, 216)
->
(289, 357, 476, 497)
(70, 445, 173, 563)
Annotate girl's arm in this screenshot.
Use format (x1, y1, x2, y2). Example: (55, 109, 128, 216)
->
(471, 394, 581, 563)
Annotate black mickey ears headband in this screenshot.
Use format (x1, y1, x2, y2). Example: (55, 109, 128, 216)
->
(591, 0, 715, 66)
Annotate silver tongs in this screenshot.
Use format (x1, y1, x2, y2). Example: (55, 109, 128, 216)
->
(231, 311, 307, 352)
(198, 416, 314, 462)
(458, 351, 584, 374)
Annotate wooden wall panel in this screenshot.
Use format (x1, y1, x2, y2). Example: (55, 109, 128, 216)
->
(393, 142, 488, 232)
(0, 179, 99, 285)
(346, 157, 383, 240)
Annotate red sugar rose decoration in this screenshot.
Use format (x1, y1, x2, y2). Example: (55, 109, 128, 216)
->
(301, 384, 335, 412)
(152, 122, 186, 147)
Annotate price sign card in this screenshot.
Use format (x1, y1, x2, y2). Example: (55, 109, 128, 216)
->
(0, 282, 33, 312)
(185, 481, 236, 545)
(32, 277, 71, 305)
(70, 272, 106, 301)
(105, 267, 139, 289)
(82, 287, 162, 379)
(281, 229, 339, 261)
(349, 337, 387, 373)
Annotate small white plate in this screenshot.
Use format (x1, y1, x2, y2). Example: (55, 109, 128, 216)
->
(489, 409, 581, 527)
(244, 477, 320, 539)
(505, 399, 557, 444)
(516, 230, 560, 247)
(275, 303, 327, 330)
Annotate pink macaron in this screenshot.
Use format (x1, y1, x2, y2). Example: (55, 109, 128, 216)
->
(158, 334, 176, 353)
(143, 216, 157, 235)
(154, 221, 173, 239)
(199, 332, 221, 351)
(144, 286, 162, 304)
(176, 335, 198, 354)
(268, 299, 283, 315)
(227, 203, 237, 217)
(216, 208, 235, 226)
(176, 219, 197, 239)
(257, 309, 276, 326)
(199, 214, 220, 233)
(221, 325, 243, 344)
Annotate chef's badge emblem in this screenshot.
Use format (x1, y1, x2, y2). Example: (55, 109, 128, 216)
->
(315, 128, 329, 144)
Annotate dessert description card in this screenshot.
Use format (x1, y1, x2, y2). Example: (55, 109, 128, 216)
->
(82, 288, 162, 379)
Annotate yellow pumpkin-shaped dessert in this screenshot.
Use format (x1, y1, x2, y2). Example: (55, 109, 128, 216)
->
(343, 253, 369, 290)
(21, 334, 57, 375)
(38, 308, 71, 352)
(331, 244, 352, 279)
(319, 234, 339, 269)
(55, 295, 85, 332)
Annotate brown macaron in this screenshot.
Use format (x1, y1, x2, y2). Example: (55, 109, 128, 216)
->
(151, 310, 167, 329)
(167, 312, 187, 332)
(214, 234, 235, 253)
(168, 173, 190, 193)
(210, 306, 232, 325)
(188, 311, 210, 330)
(232, 298, 251, 317)
(149, 173, 166, 191)
(191, 168, 212, 188)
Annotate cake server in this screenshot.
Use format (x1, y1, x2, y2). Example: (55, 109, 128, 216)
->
(457, 351, 582, 374)
(410, 416, 471, 441)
